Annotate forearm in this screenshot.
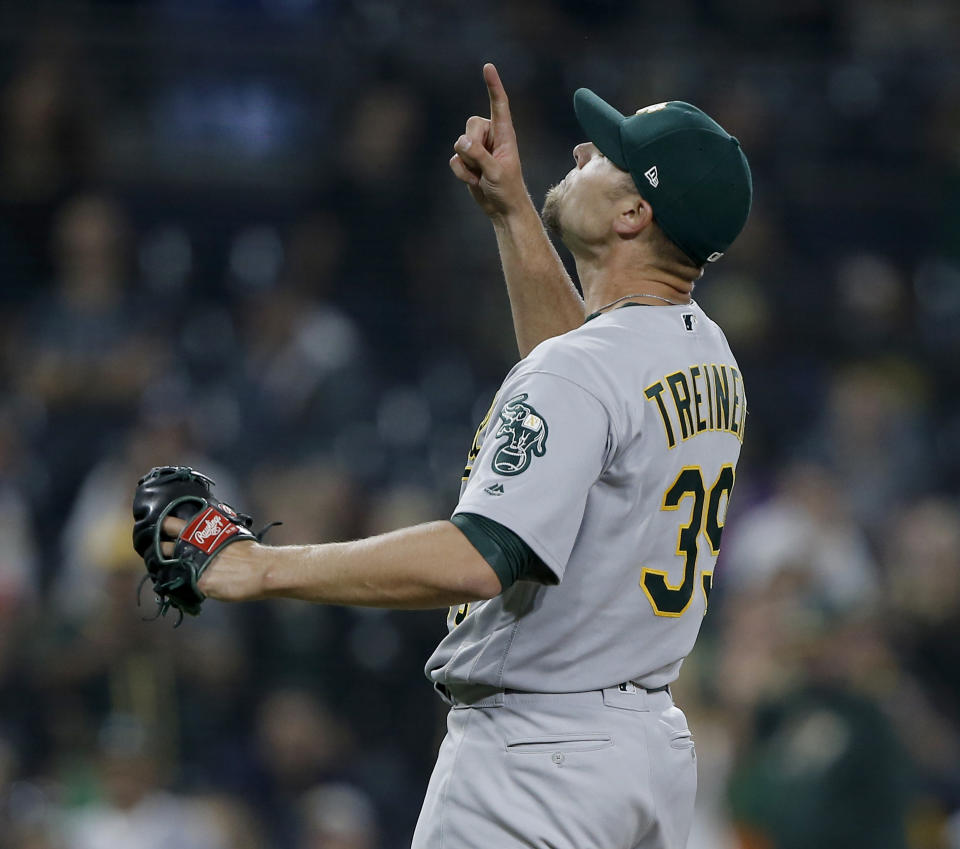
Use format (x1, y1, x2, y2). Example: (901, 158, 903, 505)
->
(203, 520, 502, 609)
(493, 202, 586, 357)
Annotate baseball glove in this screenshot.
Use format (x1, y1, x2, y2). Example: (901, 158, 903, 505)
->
(132, 465, 277, 624)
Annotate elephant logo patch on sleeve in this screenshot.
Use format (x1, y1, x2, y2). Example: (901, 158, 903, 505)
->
(491, 393, 549, 476)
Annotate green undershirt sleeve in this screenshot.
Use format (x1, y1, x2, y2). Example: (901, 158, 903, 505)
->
(450, 512, 557, 591)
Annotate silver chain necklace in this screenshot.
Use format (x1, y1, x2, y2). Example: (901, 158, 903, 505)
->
(593, 292, 682, 314)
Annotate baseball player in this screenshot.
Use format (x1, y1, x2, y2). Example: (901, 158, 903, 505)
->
(145, 64, 751, 849)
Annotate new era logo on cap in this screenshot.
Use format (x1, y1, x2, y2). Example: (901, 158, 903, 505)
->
(644, 166, 659, 188)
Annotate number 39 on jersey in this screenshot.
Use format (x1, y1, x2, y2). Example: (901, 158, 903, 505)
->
(641, 464, 734, 617)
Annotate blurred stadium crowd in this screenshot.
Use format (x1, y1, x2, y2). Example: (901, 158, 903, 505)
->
(0, 0, 958, 847)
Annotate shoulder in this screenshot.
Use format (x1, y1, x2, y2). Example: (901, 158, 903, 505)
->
(521, 321, 619, 382)
(509, 326, 615, 407)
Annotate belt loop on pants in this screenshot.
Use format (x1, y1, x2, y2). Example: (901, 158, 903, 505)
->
(436, 682, 506, 709)
(624, 681, 671, 695)
(601, 680, 673, 712)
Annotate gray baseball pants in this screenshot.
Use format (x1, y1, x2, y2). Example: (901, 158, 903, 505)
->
(411, 684, 697, 849)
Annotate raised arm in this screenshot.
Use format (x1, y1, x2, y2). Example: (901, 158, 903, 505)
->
(449, 64, 585, 358)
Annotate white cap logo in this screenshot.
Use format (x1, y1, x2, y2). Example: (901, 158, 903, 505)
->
(706, 251, 724, 262)
(636, 103, 669, 115)
(644, 166, 659, 188)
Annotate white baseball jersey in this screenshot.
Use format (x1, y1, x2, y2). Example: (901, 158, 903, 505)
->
(425, 300, 746, 694)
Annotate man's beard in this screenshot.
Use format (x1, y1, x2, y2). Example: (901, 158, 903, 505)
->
(540, 182, 564, 238)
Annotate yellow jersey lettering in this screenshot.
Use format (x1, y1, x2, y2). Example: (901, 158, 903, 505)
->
(712, 365, 730, 431)
(690, 366, 707, 434)
(644, 381, 676, 449)
(646, 363, 745, 445)
(730, 368, 741, 436)
(462, 394, 498, 481)
(703, 363, 715, 430)
(665, 371, 695, 441)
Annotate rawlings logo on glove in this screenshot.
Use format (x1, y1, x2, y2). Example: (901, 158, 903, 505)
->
(184, 508, 238, 551)
(131, 466, 278, 625)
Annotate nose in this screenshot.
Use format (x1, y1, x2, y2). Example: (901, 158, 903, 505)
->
(573, 142, 597, 169)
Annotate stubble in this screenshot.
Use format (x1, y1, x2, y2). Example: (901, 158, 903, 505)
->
(540, 182, 565, 238)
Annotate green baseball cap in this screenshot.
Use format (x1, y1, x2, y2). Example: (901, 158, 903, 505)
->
(573, 89, 752, 266)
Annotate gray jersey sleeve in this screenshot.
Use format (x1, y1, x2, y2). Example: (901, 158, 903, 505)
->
(454, 369, 613, 583)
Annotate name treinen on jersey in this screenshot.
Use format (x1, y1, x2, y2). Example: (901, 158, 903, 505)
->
(644, 363, 746, 449)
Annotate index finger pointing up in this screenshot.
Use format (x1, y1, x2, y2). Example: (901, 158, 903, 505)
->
(483, 63, 515, 141)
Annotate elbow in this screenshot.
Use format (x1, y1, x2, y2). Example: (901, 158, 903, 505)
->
(443, 519, 505, 602)
(453, 557, 503, 603)
(467, 565, 504, 602)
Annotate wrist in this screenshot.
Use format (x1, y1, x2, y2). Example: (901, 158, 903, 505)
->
(491, 195, 540, 235)
(260, 542, 319, 599)
(200, 539, 268, 602)
(239, 541, 271, 599)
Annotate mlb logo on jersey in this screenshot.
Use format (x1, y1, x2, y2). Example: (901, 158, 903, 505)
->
(682, 313, 697, 332)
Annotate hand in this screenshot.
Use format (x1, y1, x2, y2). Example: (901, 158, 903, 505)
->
(449, 63, 530, 220)
(161, 516, 264, 602)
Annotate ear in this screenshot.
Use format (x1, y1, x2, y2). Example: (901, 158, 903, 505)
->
(612, 196, 653, 238)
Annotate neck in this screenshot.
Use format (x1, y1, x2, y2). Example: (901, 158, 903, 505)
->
(574, 250, 695, 314)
